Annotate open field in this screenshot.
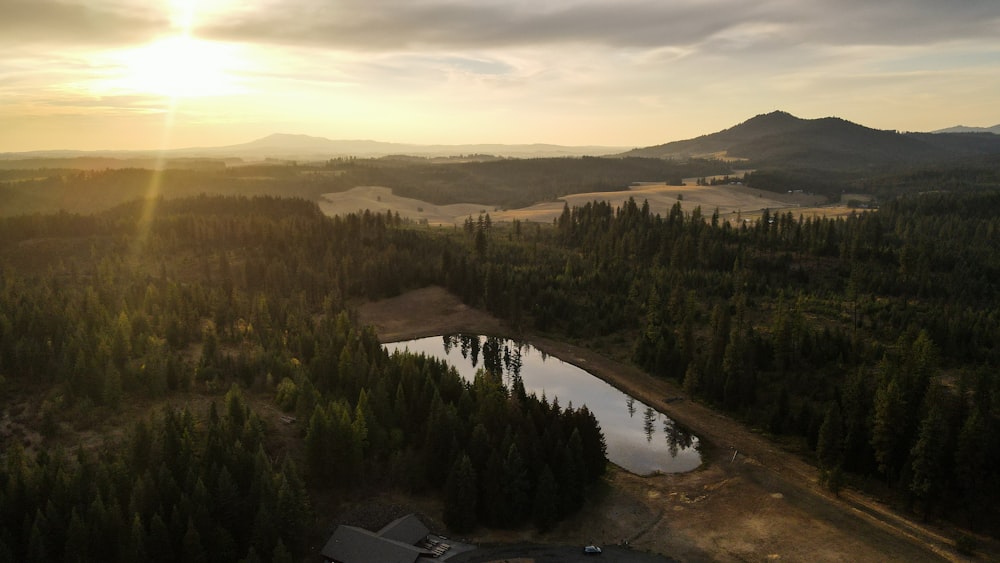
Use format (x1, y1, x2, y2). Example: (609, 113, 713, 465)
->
(357, 286, 990, 563)
(319, 186, 495, 226)
(320, 181, 854, 227)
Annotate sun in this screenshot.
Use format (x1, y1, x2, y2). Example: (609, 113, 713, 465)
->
(110, 36, 241, 98)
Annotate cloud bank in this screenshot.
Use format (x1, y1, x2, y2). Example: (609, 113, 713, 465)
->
(1, 0, 998, 150)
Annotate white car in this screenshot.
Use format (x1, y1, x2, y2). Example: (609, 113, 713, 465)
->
(583, 545, 602, 555)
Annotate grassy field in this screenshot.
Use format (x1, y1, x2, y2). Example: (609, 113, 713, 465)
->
(319, 180, 853, 227)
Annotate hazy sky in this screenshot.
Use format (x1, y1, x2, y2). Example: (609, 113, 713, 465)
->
(2, 0, 999, 151)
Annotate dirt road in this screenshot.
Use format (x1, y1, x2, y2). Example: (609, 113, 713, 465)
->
(358, 286, 984, 562)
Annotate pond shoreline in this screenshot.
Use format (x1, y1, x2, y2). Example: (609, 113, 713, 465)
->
(385, 334, 701, 475)
(356, 286, 965, 562)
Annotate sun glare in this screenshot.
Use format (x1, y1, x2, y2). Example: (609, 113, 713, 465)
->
(108, 36, 241, 98)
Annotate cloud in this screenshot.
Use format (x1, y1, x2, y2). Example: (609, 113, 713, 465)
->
(0, 0, 997, 149)
(195, 0, 1000, 53)
(197, 1, 749, 51)
(795, 0, 1000, 47)
(0, 0, 169, 46)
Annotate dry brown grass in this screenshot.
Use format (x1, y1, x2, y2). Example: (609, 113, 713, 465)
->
(319, 181, 854, 227)
(319, 186, 492, 227)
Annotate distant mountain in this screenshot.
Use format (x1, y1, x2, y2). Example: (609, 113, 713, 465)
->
(622, 111, 1000, 171)
(200, 133, 627, 159)
(0, 134, 627, 163)
(932, 125, 1000, 134)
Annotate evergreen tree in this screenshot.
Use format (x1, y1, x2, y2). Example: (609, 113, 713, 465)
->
(63, 508, 88, 563)
(147, 513, 172, 563)
(558, 431, 586, 516)
(182, 518, 207, 563)
(816, 403, 845, 494)
(127, 514, 147, 563)
(871, 375, 907, 484)
(272, 539, 293, 563)
(841, 369, 875, 474)
(954, 408, 992, 526)
(909, 386, 950, 514)
(241, 546, 262, 563)
(532, 464, 558, 532)
(443, 454, 478, 533)
(500, 443, 531, 527)
(26, 513, 49, 563)
(816, 404, 844, 471)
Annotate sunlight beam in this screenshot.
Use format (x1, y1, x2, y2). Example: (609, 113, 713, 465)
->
(131, 93, 177, 258)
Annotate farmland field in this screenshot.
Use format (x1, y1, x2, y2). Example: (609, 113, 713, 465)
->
(319, 180, 851, 226)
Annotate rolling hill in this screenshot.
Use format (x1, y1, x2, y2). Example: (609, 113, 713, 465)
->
(932, 124, 1000, 134)
(197, 133, 627, 159)
(0, 134, 627, 163)
(622, 111, 1000, 171)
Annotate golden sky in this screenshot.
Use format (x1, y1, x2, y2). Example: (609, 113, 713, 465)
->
(2, 0, 999, 151)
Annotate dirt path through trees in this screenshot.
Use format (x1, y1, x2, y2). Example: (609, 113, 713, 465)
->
(358, 286, 980, 562)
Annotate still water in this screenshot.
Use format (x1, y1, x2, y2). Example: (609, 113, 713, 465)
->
(385, 334, 701, 475)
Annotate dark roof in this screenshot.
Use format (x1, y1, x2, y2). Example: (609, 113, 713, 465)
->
(378, 514, 430, 545)
(321, 525, 431, 563)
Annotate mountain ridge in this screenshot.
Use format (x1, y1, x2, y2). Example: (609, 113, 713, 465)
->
(621, 111, 1000, 170)
(932, 124, 1000, 134)
(6, 113, 1000, 166)
(0, 134, 628, 161)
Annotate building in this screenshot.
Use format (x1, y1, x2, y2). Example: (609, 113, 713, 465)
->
(321, 514, 463, 563)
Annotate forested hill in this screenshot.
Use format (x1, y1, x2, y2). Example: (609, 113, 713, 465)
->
(743, 152, 1000, 200)
(622, 111, 1000, 171)
(933, 124, 1000, 134)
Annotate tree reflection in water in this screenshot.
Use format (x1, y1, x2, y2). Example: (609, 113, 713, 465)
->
(447, 334, 526, 382)
(664, 418, 695, 458)
(397, 334, 702, 474)
(643, 407, 656, 443)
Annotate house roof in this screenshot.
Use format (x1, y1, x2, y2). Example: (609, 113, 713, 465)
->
(321, 525, 431, 563)
(378, 514, 431, 545)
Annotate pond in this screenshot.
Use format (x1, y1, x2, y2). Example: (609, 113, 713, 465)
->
(384, 334, 701, 475)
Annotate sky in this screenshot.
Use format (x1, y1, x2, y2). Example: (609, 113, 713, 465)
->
(1, 0, 999, 152)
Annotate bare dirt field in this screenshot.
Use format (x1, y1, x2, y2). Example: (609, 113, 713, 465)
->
(358, 286, 992, 563)
(320, 182, 854, 228)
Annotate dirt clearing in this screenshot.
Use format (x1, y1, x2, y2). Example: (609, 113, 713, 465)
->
(358, 286, 988, 562)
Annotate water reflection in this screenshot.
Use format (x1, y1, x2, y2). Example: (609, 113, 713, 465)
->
(664, 418, 695, 458)
(643, 407, 656, 443)
(386, 334, 701, 475)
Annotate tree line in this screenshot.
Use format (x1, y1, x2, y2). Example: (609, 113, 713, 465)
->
(0, 386, 308, 562)
(0, 157, 731, 217)
(433, 191, 1000, 529)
